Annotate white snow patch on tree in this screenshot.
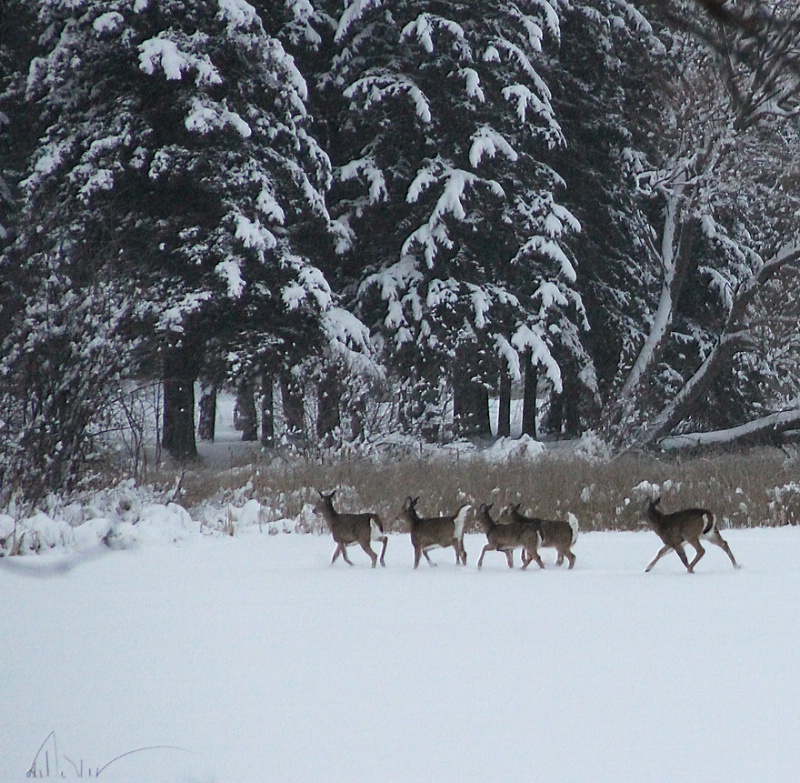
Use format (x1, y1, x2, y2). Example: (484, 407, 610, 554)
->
(460, 68, 484, 101)
(79, 168, 115, 201)
(495, 333, 522, 380)
(335, 0, 385, 41)
(344, 75, 432, 123)
(338, 156, 388, 203)
(512, 324, 563, 391)
(256, 186, 286, 224)
(93, 12, 124, 34)
(185, 97, 252, 138)
(469, 284, 491, 329)
(217, 0, 258, 30)
(400, 13, 468, 56)
(138, 36, 222, 86)
(469, 126, 518, 168)
(216, 258, 245, 298)
(234, 213, 277, 250)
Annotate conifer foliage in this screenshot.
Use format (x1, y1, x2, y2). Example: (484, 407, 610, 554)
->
(2, 0, 800, 504)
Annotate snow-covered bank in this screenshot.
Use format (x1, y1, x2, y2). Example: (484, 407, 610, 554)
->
(3, 525, 800, 783)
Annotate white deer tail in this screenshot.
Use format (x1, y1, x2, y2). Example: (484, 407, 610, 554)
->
(567, 512, 580, 545)
(454, 504, 470, 540)
(369, 517, 387, 541)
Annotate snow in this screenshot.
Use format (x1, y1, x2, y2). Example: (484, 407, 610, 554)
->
(185, 98, 252, 138)
(3, 519, 800, 782)
(217, 0, 257, 31)
(138, 37, 222, 86)
(92, 12, 124, 34)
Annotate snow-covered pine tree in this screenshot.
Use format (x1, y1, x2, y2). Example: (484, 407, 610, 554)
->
(543, 0, 669, 436)
(323, 0, 587, 440)
(4, 0, 343, 475)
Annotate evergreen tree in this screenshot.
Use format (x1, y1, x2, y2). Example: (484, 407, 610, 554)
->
(323, 0, 587, 439)
(2, 0, 343, 472)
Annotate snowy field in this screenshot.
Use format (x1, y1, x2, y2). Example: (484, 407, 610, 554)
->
(3, 521, 800, 783)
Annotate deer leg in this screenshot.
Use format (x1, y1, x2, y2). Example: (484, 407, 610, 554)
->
(524, 548, 545, 570)
(687, 540, 705, 572)
(478, 544, 492, 569)
(459, 542, 467, 566)
(331, 543, 343, 565)
(709, 530, 739, 568)
(359, 540, 378, 568)
(341, 544, 355, 566)
(505, 549, 514, 568)
(423, 548, 437, 567)
(378, 536, 388, 567)
(645, 544, 673, 572)
(564, 549, 576, 569)
(673, 543, 693, 572)
(555, 553, 564, 567)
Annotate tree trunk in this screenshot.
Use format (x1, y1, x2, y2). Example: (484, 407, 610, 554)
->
(521, 360, 538, 438)
(452, 373, 491, 438)
(162, 376, 197, 460)
(317, 370, 341, 445)
(280, 374, 305, 442)
(197, 383, 217, 442)
(260, 373, 274, 448)
(236, 383, 258, 442)
(497, 372, 512, 438)
(349, 397, 366, 442)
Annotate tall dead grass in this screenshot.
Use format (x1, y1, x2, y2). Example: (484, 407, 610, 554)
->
(165, 444, 800, 533)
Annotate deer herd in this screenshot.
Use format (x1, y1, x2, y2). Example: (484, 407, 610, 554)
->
(314, 490, 741, 574)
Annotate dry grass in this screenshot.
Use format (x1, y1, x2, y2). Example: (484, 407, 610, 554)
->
(150, 443, 800, 533)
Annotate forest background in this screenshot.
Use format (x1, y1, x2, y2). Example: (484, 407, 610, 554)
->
(2, 0, 800, 507)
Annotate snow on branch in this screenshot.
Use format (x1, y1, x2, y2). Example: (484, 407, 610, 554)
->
(335, 0, 385, 42)
(344, 74, 432, 123)
(511, 324, 563, 392)
(403, 167, 504, 266)
(512, 236, 577, 282)
(659, 409, 800, 450)
(494, 333, 522, 381)
(184, 97, 252, 138)
(217, 0, 258, 31)
(400, 13, 470, 57)
(338, 156, 388, 204)
(469, 126, 518, 168)
(138, 36, 222, 85)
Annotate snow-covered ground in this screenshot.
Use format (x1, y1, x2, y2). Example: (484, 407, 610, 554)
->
(3, 520, 800, 783)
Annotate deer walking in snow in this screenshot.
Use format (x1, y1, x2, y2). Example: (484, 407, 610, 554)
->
(497, 503, 579, 569)
(314, 490, 388, 568)
(476, 503, 530, 569)
(643, 496, 739, 573)
(398, 496, 469, 568)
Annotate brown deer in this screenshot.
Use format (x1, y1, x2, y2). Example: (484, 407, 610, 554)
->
(497, 503, 579, 569)
(314, 490, 388, 568)
(476, 503, 529, 569)
(644, 496, 739, 573)
(398, 496, 469, 568)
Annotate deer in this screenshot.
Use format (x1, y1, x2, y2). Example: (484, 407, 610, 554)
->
(314, 490, 388, 568)
(497, 503, 579, 569)
(476, 503, 530, 569)
(643, 496, 739, 573)
(398, 496, 469, 568)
